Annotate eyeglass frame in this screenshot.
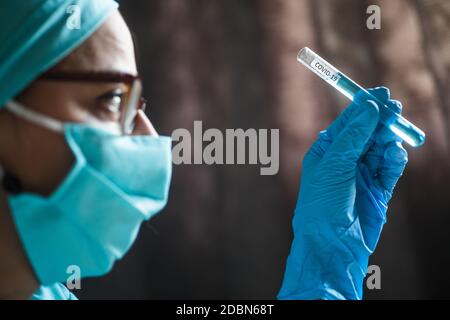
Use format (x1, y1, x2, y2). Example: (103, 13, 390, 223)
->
(39, 70, 146, 135)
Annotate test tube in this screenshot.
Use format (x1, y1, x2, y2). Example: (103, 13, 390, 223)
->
(297, 47, 425, 147)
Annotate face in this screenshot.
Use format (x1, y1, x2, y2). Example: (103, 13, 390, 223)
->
(0, 10, 155, 196)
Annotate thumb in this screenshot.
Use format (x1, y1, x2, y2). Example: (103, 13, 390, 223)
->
(377, 141, 408, 200)
(324, 100, 379, 163)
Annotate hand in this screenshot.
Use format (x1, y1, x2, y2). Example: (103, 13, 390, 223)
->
(278, 87, 408, 300)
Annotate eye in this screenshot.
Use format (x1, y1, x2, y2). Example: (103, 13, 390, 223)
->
(95, 89, 124, 121)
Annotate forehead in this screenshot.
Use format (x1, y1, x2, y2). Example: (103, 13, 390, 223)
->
(54, 10, 137, 75)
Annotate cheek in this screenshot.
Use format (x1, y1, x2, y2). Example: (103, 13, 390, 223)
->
(17, 123, 75, 196)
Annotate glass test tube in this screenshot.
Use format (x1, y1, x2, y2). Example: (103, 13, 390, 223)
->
(297, 47, 425, 147)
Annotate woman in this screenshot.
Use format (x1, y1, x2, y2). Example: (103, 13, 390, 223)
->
(0, 0, 407, 300)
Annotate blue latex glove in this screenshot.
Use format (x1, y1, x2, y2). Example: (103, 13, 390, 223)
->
(278, 87, 408, 300)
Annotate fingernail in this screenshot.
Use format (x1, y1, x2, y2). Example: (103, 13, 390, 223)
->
(384, 143, 408, 162)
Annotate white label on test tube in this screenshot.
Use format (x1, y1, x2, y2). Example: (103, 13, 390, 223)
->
(310, 58, 341, 84)
(297, 47, 426, 147)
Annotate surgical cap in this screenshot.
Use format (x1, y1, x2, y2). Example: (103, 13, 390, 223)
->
(0, 0, 119, 107)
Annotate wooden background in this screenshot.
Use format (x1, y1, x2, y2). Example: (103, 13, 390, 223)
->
(78, 0, 450, 299)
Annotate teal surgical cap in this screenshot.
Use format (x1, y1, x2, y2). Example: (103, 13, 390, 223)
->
(0, 0, 119, 107)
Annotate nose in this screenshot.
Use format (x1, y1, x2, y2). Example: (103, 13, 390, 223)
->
(131, 109, 158, 136)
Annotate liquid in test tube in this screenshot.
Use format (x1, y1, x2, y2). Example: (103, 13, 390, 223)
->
(297, 47, 425, 147)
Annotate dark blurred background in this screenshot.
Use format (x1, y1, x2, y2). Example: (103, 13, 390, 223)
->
(77, 0, 450, 299)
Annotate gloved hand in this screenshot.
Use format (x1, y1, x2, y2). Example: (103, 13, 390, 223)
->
(278, 87, 408, 300)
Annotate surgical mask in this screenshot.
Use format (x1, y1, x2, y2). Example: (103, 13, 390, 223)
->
(4, 100, 172, 285)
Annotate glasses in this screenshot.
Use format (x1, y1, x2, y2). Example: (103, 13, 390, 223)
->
(40, 71, 146, 135)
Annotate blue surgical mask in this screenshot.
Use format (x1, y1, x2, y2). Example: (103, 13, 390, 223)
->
(4, 100, 172, 285)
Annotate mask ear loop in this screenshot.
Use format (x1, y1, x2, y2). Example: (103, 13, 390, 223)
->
(5, 100, 64, 133)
